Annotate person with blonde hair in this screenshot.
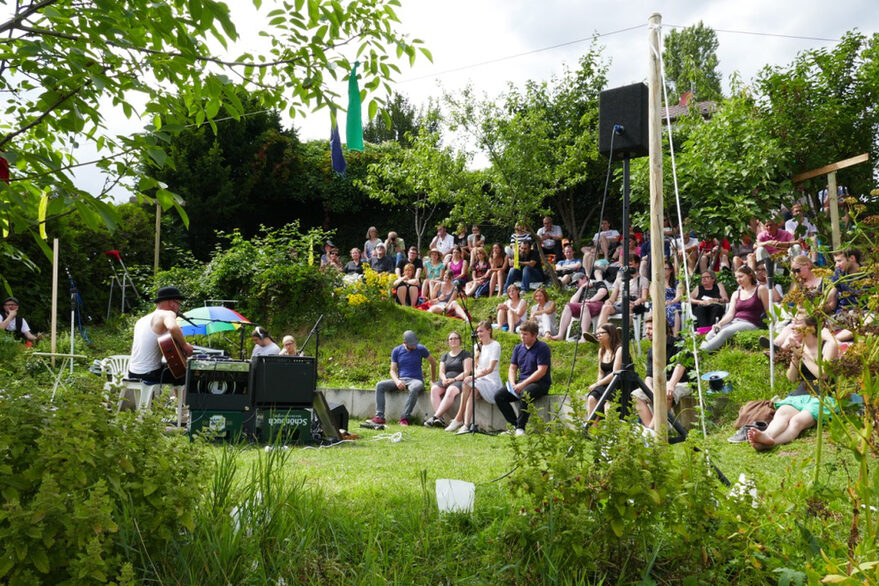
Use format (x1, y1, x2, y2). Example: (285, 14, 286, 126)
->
(279, 335, 298, 355)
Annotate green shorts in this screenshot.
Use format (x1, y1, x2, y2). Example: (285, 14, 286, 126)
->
(774, 394, 838, 422)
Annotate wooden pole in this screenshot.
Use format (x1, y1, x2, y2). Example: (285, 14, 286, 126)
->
(648, 13, 667, 441)
(154, 202, 161, 280)
(827, 171, 841, 250)
(50, 238, 59, 367)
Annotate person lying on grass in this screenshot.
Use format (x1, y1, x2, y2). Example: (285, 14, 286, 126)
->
(748, 314, 838, 451)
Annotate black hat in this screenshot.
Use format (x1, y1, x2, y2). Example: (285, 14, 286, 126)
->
(153, 286, 186, 303)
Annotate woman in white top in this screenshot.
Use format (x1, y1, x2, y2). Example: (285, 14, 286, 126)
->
(363, 226, 382, 260)
(279, 335, 297, 355)
(496, 284, 527, 332)
(445, 320, 502, 433)
(250, 326, 280, 358)
(527, 287, 557, 337)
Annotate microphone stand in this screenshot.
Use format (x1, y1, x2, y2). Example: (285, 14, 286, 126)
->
(298, 314, 325, 383)
(453, 294, 493, 435)
(756, 248, 776, 391)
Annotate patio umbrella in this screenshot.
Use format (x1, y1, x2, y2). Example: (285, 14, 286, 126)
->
(178, 306, 251, 336)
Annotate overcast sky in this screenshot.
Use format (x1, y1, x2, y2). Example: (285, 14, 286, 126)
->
(76, 0, 878, 199)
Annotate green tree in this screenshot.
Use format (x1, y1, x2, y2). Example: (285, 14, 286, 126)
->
(0, 0, 428, 283)
(362, 92, 438, 147)
(662, 22, 723, 103)
(756, 31, 879, 201)
(357, 130, 468, 251)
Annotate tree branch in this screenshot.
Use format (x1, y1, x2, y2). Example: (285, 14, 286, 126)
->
(0, 0, 59, 35)
(0, 84, 84, 149)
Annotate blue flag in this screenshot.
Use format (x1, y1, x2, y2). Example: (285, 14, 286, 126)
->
(330, 122, 347, 175)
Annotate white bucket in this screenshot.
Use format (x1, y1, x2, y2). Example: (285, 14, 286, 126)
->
(435, 478, 475, 514)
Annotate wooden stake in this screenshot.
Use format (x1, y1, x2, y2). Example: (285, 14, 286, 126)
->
(648, 13, 667, 441)
(51, 238, 59, 366)
(827, 171, 841, 250)
(154, 202, 161, 280)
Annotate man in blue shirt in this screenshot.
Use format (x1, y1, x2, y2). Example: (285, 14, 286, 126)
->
(494, 319, 552, 435)
(369, 330, 437, 426)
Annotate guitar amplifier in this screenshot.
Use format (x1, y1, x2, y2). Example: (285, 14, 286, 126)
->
(250, 355, 316, 407)
(185, 358, 252, 411)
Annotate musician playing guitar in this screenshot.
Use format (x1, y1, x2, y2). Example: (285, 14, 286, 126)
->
(128, 286, 193, 384)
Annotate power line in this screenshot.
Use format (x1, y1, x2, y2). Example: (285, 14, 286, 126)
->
(665, 23, 838, 42)
(399, 24, 647, 83)
(399, 22, 840, 85)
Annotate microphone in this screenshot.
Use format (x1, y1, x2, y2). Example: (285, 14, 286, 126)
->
(176, 310, 200, 327)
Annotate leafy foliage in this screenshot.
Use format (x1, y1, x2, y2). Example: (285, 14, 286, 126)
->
(662, 22, 723, 103)
(0, 380, 208, 583)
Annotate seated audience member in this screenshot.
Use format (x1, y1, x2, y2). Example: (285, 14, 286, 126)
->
(554, 243, 584, 286)
(494, 319, 551, 435)
(754, 264, 784, 304)
(385, 231, 406, 264)
(481, 243, 509, 298)
(425, 331, 473, 428)
(446, 321, 502, 433)
(690, 270, 729, 329)
(785, 202, 817, 241)
(464, 247, 490, 297)
(344, 248, 366, 278)
(364, 226, 382, 260)
(279, 335, 298, 355)
(767, 256, 834, 349)
(446, 245, 469, 290)
(369, 330, 437, 426)
(506, 223, 533, 257)
(429, 224, 455, 258)
(662, 260, 683, 335)
(671, 227, 700, 274)
(1, 296, 42, 344)
(730, 233, 755, 270)
(393, 263, 421, 307)
(632, 315, 692, 430)
(755, 217, 795, 256)
(592, 219, 621, 262)
(503, 240, 544, 292)
(748, 314, 838, 451)
(396, 246, 423, 280)
(322, 246, 343, 271)
(467, 224, 486, 264)
(585, 323, 623, 416)
(319, 240, 337, 267)
(528, 287, 557, 337)
(251, 327, 280, 358)
(698, 237, 731, 273)
(426, 273, 470, 322)
(369, 243, 396, 274)
(700, 266, 769, 352)
(610, 235, 639, 269)
(831, 248, 865, 312)
(595, 255, 649, 329)
(453, 223, 469, 251)
(537, 215, 564, 259)
(421, 249, 445, 300)
(496, 284, 527, 332)
(549, 272, 609, 341)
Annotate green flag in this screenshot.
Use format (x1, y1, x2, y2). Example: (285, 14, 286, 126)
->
(346, 61, 364, 152)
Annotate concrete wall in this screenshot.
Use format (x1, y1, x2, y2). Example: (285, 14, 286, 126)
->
(320, 386, 570, 431)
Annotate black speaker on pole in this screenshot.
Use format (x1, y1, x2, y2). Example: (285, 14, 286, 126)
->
(598, 83, 649, 160)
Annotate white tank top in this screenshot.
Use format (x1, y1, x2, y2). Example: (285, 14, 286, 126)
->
(128, 311, 162, 375)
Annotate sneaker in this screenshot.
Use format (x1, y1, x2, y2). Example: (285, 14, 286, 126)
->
(727, 421, 768, 443)
(432, 416, 446, 428)
(367, 416, 386, 425)
(445, 419, 463, 432)
(423, 416, 436, 427)
(581, 332, 598, 344)
(514, 428, 526, 437)
(398, 418, 410, 426)
(456, 425, 471, 435)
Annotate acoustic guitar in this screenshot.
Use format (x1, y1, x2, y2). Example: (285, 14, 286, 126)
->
(157, 332, 188, 379)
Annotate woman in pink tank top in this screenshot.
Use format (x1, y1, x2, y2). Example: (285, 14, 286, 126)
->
(700, 266, 769, 352)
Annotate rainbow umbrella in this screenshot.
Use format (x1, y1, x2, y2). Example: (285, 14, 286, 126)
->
(178, 306, 251, 336)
